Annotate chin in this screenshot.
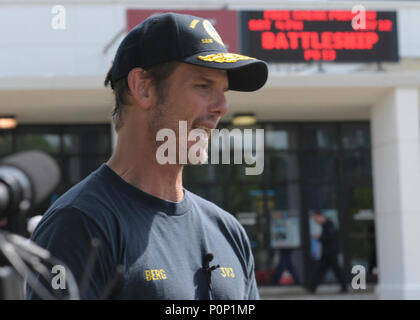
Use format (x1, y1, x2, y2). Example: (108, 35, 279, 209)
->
(196, 148, 209, 164)
(187, 145, 209, 165)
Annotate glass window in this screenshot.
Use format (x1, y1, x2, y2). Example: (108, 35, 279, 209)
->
(302, 152, 337, 181)
(266, 126, 298, 150)
(63, 127, 110, 155)
(221, 124, 263, 151)
(183, 163, 223, 184)
(347, 186, 376, 280)
(304, 184, 338, 210)
(270, 184, 301, 249)
(274, 184, 301, 212)
(231, 161, 264, 182)
(52, 156, 64, 180)
(341, 124, 370, 149)
(268, 152, 299, 181)
(302, 125, 337, 150)
(342, 150, 372, 178)
(62, 156, 107, 184)
(230, 185, 264, 214)
(186, 185, 224, 208)
(16, 133, 60, 154)
(230, 187, 270, 257)
(0, 133, 13, 156)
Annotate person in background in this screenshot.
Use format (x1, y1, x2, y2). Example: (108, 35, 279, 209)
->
(271, 248, 300, 285)
(309, 210, 347, 294)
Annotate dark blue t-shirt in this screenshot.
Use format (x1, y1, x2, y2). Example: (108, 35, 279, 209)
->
(27, 164, 259, 300)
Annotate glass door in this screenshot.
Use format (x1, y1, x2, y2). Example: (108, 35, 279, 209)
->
(342, 184, 377, 283)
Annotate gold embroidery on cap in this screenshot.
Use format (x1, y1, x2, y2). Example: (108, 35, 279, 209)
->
(190, 19, 200, 29)
(198, 53, 256, 63)
(202, 19, 224, 46)
(201, 38, 213, 44)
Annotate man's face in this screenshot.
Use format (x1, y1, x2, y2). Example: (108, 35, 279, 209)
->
(148, 63, 229, 164)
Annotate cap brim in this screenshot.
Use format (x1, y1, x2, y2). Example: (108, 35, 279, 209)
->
(182, 52, 268, 92)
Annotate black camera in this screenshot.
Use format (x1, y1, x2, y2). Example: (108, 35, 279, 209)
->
(0, 150, 79, 299)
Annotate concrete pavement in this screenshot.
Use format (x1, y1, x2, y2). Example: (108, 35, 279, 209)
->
(259, 284, 378, 300)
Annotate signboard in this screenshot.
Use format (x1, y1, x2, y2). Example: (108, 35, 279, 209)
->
(240, 10, 398, 62)
(270, 211, 300, 248)
(126, 10, 239, 52)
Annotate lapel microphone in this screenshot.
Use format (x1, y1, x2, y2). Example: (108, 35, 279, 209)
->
(202, 253, 220, 300)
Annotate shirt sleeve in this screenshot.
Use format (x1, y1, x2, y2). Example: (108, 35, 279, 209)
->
(245, 252, 260, 300)
(240, 226, 260, 300)
(26, 207, 116, 300)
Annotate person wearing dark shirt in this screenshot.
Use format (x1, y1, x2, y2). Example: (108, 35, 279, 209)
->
(308, 211, 347, 294)
(26, 12, 268, 300)
(271, 248, 300, 285)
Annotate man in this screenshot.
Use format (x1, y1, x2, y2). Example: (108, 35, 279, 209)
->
(27, 13, 268, 299)
(309, 211, 347, 293)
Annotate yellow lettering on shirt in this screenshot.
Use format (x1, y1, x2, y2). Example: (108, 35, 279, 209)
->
(145, 269, 167, 281)
(219, 267, 235, 278)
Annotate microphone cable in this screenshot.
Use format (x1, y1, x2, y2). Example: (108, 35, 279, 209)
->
(0, 231, 55, 300)
(0, 231, 80, 300)
(8, 231, 80, 300)
(202, 253, 219, 300)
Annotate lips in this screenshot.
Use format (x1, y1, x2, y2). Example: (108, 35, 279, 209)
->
(195, 121, 217, 129)
(193, 122, 217, 137)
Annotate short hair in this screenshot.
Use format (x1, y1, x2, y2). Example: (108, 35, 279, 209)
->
(104, 61, 180, 131)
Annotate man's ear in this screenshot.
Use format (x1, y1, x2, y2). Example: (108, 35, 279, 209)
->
(127, 68, 154, 110)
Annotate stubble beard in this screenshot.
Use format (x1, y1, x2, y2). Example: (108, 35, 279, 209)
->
(149, 102, 210, 166)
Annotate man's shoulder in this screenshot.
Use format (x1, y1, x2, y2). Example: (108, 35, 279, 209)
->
(49, 165, 116, 216)
(35, 165, 118, 235)
(186, 191, 246, 234)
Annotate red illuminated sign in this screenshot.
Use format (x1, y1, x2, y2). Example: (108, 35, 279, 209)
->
(240, 10, 398, 62)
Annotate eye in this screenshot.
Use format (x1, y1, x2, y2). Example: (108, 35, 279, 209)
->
(197, 84, 210, 89)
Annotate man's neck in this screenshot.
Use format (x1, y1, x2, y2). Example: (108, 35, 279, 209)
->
(106, 135, 185, 202)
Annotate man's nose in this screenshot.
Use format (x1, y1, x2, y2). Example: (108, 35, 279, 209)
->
(209, 92, 228, 117)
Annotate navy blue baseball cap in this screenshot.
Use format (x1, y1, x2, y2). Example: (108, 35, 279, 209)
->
(110, 12, 268, 92)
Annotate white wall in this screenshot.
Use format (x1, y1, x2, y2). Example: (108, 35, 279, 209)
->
(371, 87, 420, 299)
(0, 4, 124, 78)
(398, 9, 420, 57)
(1, 1, 420, 81)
